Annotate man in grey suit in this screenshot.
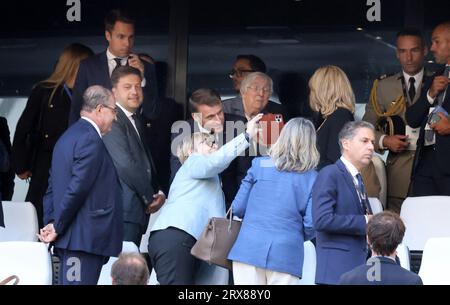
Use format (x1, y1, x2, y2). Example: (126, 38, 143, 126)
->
(103, 66, 165, 247)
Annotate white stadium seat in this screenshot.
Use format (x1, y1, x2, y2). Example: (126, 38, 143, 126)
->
(368, 197, 383, 215)
(419, 237, 450, 285)
(0, 241, 53, 285)
(400, 196, 450, 251)
(0, 201, 38, 242)
(395, 243, 410, 271)
(140, 208, 162, 253)
(97, 241, 140, 285)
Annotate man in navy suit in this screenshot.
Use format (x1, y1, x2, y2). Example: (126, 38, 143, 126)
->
(339, 211, 423, 285)
(406, 21, 450, 196)
(69, 9, 159, 125)
(39, 85, 123, 285)
(312, 121, 375, 285)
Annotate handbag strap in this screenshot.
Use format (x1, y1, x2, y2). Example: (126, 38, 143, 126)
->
(225, 207, 234, 231)
(0, 275, 19, 285)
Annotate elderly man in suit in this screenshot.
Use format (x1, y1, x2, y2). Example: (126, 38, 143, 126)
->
(222, 72, 285, 121)
(339, 211, 422, 285)
(38, 85, 123, 285)
(362, 28, 431, 213)
(103, 66, 165, 247)
(312, 121, 375, 285)
(406, 21, 450, 196)
(69, 9, 158, 125)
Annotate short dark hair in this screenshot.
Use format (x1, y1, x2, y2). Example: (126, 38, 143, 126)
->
(188, 88, 222, 114)
(396, 28, 426, 46)
(104, 9, 135, 33)
(111, 66, 142, 88)
(236, 55, 266, 73)
(111, 253, 149, 285)
(367, 211, 406, 257)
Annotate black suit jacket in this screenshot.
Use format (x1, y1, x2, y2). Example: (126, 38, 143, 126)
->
(0, 117, 14, 201)
(316, 108, 354, 170)
(339, 256, 423, 285)
(103, 108, 159, 231)
(405, 68, 450, 176)
(69, 51, 159, 124)
(0, 136, 10, 227)
(169, 113, 253, 209)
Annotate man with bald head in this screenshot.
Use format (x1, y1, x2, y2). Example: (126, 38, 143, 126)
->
(406, 21, 450, 196)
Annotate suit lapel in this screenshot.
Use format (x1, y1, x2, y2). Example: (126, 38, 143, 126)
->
(336, 159, 364, 214)
(116, 108, 147, 155)
(99, 52, 112, 89)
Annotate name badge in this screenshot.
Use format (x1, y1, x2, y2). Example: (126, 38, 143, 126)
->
(406, 125, 420, 150)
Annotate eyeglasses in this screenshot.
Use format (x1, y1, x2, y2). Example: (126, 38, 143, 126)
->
(101, 104, 118, 114)
(229, 69, 255, 79)
(247, 85, 271, 94)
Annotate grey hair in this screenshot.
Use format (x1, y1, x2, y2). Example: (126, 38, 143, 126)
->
(176, 132, 213, 164)
(81, 85, 114, 112)
(338, 120, 375, 153)
(268, 118, 320, 172)
(239, 72, 273, 96)
(111, 252, 149, 285)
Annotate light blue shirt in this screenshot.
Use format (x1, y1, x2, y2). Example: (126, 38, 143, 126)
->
(151, 133, 250, 239)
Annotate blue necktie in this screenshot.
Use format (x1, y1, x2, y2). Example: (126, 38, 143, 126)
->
(356, 174, 372, 215)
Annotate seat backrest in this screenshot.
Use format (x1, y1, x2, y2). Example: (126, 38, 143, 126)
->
(371, 154, 387, 209)
(0, 241, 52, 285)
(419, 237, 450, 285)
(97, 241, 139, 285)
(299, 240, 316, 285)
(400, 196, 450, 251)
(0, 201, 38, 242)
(396, 243, 410, 271)
(368, 197, 383, 215)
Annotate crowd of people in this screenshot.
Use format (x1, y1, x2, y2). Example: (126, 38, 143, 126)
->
(0, 8, 449, 285)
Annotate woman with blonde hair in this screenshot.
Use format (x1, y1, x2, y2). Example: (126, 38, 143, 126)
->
(309, 65, 355, 170)
(12, 43, 93, 227)
(148, 114, 262, 285)
(228, 117, 319, 285)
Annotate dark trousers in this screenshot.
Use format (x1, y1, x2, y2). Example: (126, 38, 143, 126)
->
(123, 221, 142, 248)
(412, 146, 450, 196)
(148, 227, 201, 285)
(55, 248, 106, 285)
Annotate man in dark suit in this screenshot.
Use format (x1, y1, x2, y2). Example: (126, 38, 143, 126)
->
(0, 117, 14, 202)
(69, 9, 159, 125)
(339, 211, 423, 285)
(38, 85, 123, 285)
(406, 21, 450, 196)
(222, 72, 285, 121)
(312, 121, 375, 285)
(0, 137, 10, 227)
(103, 66, 165, 247)
(170, 88, 251, 209)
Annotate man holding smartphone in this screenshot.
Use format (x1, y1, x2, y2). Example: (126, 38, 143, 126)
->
(406, 21, 450, 196)
(69, 9, 159, 125)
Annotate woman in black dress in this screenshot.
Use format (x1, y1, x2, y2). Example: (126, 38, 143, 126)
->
(12, 43, 93, 227)
(309, 65, 356, 170)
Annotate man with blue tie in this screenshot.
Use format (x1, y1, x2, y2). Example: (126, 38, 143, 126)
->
(69, 9, 159, 125)
(406, 21, 450, 196)
(312, 121, 375, 285)
(39, 86, 123, 285)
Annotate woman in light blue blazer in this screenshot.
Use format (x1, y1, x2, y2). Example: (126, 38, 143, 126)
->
(228, 117, 319, 285)
(148, 114, 262, 285)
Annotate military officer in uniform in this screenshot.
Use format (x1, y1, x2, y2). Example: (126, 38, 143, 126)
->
(362, 28, 432, 213)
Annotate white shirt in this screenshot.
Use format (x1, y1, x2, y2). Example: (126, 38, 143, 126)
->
(116, 103, 140, 139)
(403, 69, 424, 97)
(106, 48, 146, 87)
(81, 116, 102, 138)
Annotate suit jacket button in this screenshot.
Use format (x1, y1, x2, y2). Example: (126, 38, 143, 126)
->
(49, 104, 54, 108)
(45, 134, 49, 138)
(146, 123, 151, 128)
